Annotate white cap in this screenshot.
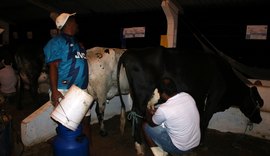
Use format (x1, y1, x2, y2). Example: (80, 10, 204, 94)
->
(55, 13, 76, 29)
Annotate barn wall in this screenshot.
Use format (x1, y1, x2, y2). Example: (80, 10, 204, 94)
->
(178, 7, 270, 69)
(209, 79, 270, 140)
(209, 107, 270, 140)
(9, 8, 269, 69)
(8, 10, 167, 51)
(76, 10, 167, 49)
(9, 18, 53, 47)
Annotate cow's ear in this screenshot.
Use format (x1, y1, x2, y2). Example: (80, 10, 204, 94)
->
(104, 49, 110, 54)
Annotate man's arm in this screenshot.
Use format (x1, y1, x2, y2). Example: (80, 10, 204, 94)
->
(49, 61, 63, 106)
(145, 108, 158, 127)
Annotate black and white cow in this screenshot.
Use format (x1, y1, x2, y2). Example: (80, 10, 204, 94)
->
(86, 47, 129, 136)
(117, 46, 264, 155)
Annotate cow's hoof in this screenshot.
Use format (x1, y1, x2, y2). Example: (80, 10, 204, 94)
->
(99, 130, 108, 137)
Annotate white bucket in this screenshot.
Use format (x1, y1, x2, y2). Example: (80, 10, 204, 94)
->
(50, 85, 94, 131)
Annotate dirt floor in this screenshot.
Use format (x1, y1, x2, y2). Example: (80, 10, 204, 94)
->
(2, 90, 270, 156)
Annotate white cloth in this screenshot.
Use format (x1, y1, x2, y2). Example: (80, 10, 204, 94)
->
(0, 65, 17, 94)
(152, 92, 201, 151)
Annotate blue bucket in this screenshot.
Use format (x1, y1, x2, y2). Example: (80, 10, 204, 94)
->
(53, 123, 89, 156)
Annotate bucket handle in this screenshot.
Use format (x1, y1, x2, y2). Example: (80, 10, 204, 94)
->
(58, 103, 70, 123)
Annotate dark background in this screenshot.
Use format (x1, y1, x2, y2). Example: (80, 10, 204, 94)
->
(8, 6, 270, 69)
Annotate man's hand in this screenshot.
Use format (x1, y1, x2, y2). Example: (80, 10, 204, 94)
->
(51, 90, 64, 107)
(147, 107, 156, 116)
(145, 108, 158, 127)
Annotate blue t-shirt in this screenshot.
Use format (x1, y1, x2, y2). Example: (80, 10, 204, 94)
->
(43, 33, 88, 89)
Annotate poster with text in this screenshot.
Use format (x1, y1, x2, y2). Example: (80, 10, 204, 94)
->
(246, 25, 268, 40)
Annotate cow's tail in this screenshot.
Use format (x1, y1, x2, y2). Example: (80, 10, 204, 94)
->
(117, 54, 126, 135)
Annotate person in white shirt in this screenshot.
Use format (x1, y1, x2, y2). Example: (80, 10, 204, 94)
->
(143, 77, 201, 156)
(0, 58, 18, 105)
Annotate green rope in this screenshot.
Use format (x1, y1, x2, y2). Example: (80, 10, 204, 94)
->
(127, 111, 143, 136)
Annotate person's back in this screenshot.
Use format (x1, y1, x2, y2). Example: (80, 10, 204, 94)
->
(44, 33, 88, 90)
(0, 59, 17, 94)
(154, 92, 200, 151)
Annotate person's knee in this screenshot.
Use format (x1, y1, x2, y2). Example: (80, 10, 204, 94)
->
(142, 122, 148, 131)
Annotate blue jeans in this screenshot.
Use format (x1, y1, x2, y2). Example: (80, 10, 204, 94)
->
(144, 123, 186, 155)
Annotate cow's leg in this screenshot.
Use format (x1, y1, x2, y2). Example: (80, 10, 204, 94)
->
(199, 102, 219, 152)
(119, 105, 126, 135)
(133, 113, 145, 155)
(132, 91, 157, 155)
(95, 100, 108, 136)
(133, 88, 160, 155)
(199, 83, 226, 149)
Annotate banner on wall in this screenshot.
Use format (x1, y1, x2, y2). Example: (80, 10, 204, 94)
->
(246, 25, 268, 40)
(123, 27, 145, 38)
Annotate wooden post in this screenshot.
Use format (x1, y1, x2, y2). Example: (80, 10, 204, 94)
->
(161, 0, 181, 48)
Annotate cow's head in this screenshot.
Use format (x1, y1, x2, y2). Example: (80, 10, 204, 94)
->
(240, 86, 263, 123)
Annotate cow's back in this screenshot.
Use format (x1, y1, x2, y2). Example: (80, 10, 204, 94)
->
(86, 47, 127, 100)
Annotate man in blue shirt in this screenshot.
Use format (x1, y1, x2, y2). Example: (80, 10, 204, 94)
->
(44, 13, 88, 103)
(44, 13, 93, 155)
